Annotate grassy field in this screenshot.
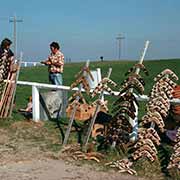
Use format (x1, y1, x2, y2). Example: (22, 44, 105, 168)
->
(14, 58, 180, 119)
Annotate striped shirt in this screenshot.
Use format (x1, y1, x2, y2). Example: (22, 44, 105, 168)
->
(48, 50, 64, 73)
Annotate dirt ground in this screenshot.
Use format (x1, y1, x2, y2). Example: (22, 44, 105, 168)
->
(0, 121, 149, 180)
(0, 158, 144, 180)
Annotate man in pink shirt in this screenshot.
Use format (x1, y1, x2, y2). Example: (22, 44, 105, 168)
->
(41, 42, 64, 85)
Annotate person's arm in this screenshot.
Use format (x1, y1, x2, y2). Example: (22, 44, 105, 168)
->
(8, 49, 14, 59)
(18, 108, 26, 112)
(41, 60, 51, 65)
(40, 54, 52, 65)
(25, 102, 32, 112)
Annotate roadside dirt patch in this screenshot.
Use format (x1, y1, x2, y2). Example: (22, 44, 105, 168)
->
(0, 159, 143, 180)
(0, 121, 151, 180)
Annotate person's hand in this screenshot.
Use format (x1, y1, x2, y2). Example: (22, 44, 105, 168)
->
(41, 60, 51, 65)
(40, 61, 46, 64)
(46, 61, 51, 65)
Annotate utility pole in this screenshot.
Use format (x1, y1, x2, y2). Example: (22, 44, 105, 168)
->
(116, 33, 125, 60)
(9, 15, 23, 59)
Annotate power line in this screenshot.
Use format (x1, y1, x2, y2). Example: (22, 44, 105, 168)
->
(116, 33, 125, 60)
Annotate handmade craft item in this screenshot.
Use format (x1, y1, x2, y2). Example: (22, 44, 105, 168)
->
(132, 69, 178, 162)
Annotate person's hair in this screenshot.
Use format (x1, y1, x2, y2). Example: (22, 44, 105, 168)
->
(50, 42, 60, 50)
(29, 96, 32, 102)
(1, 38, 12, 49)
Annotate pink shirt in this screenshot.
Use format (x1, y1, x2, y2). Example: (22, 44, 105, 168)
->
(48, 50, 64, 73)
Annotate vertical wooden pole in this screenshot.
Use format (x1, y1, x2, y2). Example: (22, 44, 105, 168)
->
(63, 60, 90, 146)
(82, 68, 112, 150)
(9, 52, 23, 117)
(32, 85, 40, 122)
(129, 41, 150, 142)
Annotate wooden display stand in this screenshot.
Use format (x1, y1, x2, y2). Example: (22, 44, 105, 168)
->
(66, 103, 95, 121)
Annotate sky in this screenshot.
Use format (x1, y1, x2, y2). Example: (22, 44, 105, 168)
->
(0, 0, 180, 62)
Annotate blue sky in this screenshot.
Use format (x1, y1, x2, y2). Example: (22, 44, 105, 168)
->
(0, 0, 180, 62)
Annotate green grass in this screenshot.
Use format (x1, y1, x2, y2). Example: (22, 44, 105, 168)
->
(14, 59, 180, 119)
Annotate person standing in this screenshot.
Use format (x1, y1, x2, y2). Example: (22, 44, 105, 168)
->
(0, 38, 14, 59)
(41, 42, 64, 85)
(0, 38, 14, 79)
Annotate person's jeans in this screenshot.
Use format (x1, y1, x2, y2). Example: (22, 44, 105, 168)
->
(49, 73, 63, 85)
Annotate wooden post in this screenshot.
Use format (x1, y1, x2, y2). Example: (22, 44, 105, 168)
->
(82, 68, 112, 150)
(129, 41, 150, 142)
(96, 68, 102, 83)
(63, 60, 90, 146)
(9, 52, 23, 117)
(32, 85, 40, 122)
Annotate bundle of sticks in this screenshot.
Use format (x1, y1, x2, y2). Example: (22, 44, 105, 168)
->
(105, 158, 137, 175)
(0, 60, 19, 118)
